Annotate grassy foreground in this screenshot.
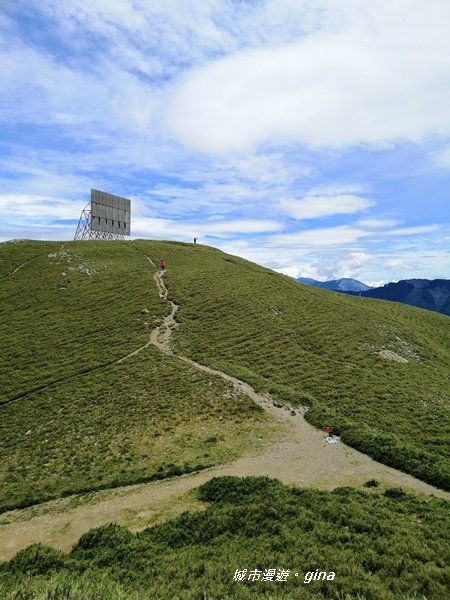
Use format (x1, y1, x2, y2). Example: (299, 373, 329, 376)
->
(1, 477, 449, 599)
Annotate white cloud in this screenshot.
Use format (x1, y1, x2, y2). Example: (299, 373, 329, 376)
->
(36, 0, 240, 68)
(0, 34, 162, 136)
(433, 146, 450, 169)
(368, 247, 450, 281)
(0, 194, 85, 221)
(0, 222, 74, 243)
(214, 239, 313, 271)
(275, 251, 372, 281)
(269, 222, 444, 249)
(132, 217, 282, 240)
(277, 266, 306, 279)
(270, 225, 367, 246)
(367, 280, 386, 288)
(383, 258, 408, 270)
(142, 181, 272, 220)
(168, 1, 450, 154)
(387, 225, 441, 236)
(280, 194, 373, 219)
(176, 232, 450, 283)
(356, 218, 400, 229)
(334, 251, 372, 278)
(308, 183, 366, 196)
(218, 152, 310, 186)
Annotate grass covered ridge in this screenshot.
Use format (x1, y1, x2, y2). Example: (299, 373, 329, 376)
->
(1, 477, 449, 599)
(1, 238, 449, 511)
(132, 240, 450, 490)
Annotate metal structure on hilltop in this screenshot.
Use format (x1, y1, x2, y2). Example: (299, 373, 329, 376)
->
(74, 189, 131, 241)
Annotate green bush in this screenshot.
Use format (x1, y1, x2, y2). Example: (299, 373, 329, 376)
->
(73, 524, 134, 554)
(7, 544, 68, 576)
(198, 475, 288, 504)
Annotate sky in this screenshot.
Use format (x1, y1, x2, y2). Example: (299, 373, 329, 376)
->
(1, 0, 449, 285)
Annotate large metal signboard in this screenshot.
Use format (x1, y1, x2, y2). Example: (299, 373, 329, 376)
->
(90, 189, 131, 236)
(74, 189, 131, 240)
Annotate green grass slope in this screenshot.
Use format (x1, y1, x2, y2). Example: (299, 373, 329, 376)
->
(132, 240, 450, 489)
(1, 477, 449, 600)
(0, 241, 273, 511)
(1, 238, 449, 512)
(0, 241, 162, 402)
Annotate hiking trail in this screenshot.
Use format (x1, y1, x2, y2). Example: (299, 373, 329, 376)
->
(1, 257, 448, 561)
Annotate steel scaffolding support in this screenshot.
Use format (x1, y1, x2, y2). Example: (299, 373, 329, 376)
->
(74, 202, 125, 241)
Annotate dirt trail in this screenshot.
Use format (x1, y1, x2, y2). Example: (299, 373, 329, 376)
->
(1, 259, 448, 561)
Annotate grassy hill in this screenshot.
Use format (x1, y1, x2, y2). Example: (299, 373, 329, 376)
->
(137, 240, 450, 489)
(0, 241, 275, 511)
(1, 239, 450, 599)
(0, 239, 449, 515)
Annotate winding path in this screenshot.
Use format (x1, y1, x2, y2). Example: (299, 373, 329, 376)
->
(0, 258, 448, 561)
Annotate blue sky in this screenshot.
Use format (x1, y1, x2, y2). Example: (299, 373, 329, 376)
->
(1, 0, 449, 285)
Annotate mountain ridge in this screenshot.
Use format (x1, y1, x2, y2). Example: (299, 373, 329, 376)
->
(348, 278, 450, 316)
(297, 276, 450, 316)
(297, 276, 372, 292)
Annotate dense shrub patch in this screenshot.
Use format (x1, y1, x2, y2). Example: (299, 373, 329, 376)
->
(1, 477, 449, 599)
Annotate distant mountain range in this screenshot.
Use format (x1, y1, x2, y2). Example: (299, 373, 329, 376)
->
(297, 277, 450, 316)
(297, 277, 372, 292)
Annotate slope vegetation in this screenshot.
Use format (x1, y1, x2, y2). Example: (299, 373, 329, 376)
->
(0, 238, 449, 516)
(1, 477, 449, 600)
(135, 240, 450, 489)
(0, 241, 274, 511)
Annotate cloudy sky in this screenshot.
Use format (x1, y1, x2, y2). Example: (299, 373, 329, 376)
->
(1, 0, 449, 284)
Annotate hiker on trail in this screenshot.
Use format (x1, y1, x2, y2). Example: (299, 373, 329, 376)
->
(159, 259, 166, 271)
(194, 237, 197, 244)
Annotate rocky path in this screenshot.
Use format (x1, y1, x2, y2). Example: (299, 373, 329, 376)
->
(1, 258, 448, 562)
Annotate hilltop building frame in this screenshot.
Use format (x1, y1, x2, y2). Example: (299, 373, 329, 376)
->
(74, 189, 131, 240)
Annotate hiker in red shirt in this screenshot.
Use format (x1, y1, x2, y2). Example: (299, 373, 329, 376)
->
(159, 259, 166, 272)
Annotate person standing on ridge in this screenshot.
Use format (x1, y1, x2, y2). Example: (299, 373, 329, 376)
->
(159, 259, 166, 272)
